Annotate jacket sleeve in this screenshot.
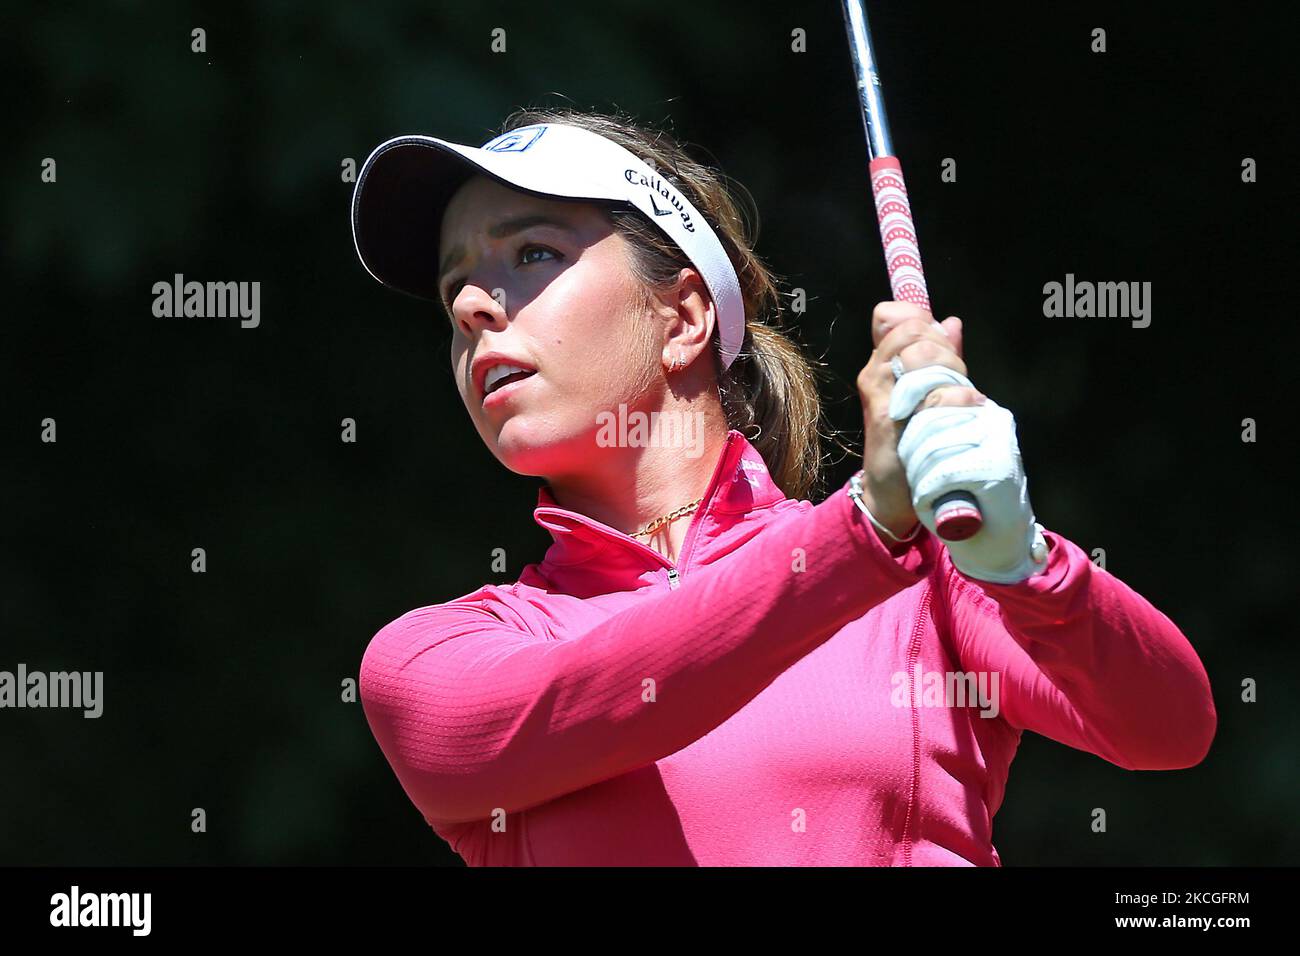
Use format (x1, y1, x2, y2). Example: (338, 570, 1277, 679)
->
(360, 479, 932, 826)
(939, 528, 1217, 770)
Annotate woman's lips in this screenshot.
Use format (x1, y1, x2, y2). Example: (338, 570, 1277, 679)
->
(482, 370, 537, 408)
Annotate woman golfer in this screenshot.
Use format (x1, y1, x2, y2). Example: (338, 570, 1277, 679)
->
(351, 108, 1215, 866)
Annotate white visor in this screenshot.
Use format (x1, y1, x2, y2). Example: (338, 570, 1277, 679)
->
(351, 122, 746, 370)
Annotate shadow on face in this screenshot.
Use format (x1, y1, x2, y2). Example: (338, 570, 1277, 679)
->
(437, 174, 663, 479)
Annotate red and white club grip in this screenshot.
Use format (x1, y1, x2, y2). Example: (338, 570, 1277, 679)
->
(868, 156, 931, 312)
(869, 156, 981, 541)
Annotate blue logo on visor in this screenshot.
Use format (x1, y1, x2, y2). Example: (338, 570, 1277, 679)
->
(481, 126, 547, 153)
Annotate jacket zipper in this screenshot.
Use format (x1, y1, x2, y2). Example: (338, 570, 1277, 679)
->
(662, 432, 738, 592)
(900, 579, 932, 867)
(663, 494, 710, 591)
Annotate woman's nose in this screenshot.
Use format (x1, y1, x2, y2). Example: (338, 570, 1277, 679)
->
(452, 283, 508, 338)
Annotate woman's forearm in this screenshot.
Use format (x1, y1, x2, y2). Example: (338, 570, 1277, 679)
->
(947, 530, 1217, 770)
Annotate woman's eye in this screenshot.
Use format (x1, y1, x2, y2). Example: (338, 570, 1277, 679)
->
(443, 244, 561, 308)
(519, 243, 560, 266)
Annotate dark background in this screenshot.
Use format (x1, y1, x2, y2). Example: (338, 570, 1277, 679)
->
(4, 0, 1293, 865)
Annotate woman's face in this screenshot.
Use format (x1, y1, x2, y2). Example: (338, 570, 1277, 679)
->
(438, 174, 661, 478)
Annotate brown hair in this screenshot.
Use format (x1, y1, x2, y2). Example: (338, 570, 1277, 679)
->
(493, 106, 837, 501)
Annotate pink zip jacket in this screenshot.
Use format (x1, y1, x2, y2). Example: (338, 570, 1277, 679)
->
(359, 429, 1217, 865)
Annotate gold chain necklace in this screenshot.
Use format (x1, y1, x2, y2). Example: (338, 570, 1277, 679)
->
(630, 497, 704, 538)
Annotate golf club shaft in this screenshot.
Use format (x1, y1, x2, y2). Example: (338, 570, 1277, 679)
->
(840, 0, 983, 541)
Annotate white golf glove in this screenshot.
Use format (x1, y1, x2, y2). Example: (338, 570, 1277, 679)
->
(889, 366, 1050, 585)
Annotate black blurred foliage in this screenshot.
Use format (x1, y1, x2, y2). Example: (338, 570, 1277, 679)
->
(3, 0, 1293, 865)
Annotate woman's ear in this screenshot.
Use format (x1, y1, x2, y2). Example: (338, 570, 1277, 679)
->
(659, 267, 715, 356)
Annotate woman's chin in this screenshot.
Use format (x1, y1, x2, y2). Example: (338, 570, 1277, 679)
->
(488, 421, 575, 478)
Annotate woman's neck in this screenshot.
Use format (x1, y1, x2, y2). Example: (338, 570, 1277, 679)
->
(544, 413, 729, 564)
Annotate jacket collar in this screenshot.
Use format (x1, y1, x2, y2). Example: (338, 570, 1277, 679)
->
(532, 429, 788, 572)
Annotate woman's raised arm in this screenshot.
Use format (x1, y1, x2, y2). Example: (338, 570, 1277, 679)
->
(359, 478, 931, 827)
(940, 529, 1216, 770)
